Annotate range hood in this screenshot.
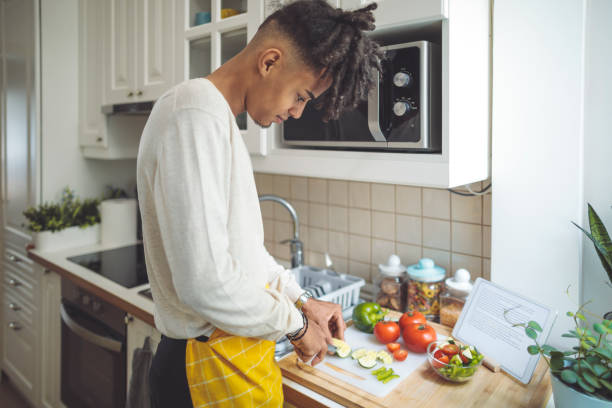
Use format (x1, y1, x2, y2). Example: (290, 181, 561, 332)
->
(101, 101, 154, 115)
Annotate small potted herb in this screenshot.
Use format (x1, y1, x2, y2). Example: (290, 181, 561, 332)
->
(23, 187, 100, 252)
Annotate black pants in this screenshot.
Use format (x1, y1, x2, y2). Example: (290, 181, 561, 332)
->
(149, 335, 209, 408)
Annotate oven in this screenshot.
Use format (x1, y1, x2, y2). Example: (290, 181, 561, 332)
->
(60, 278, 126, 408)
(283, 40, 441, 152)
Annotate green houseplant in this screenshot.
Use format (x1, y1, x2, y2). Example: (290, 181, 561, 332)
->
(23, 187, 101, 251)
(514, 204, 612, 407)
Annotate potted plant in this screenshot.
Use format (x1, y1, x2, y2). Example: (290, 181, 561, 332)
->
(23, 187, 101, 252)
(514, 204, 612, 408)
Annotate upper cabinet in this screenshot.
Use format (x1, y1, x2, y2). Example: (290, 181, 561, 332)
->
(106, 0, 177, 105)
(178, 0, 271, 156)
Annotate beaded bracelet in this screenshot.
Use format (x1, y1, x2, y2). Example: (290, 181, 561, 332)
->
(286, 311, 308, 342)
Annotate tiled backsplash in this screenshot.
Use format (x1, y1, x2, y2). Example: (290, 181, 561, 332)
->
(254, 173, 491, 292)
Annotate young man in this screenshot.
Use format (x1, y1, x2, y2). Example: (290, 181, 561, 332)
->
(136, 1, 383, 406)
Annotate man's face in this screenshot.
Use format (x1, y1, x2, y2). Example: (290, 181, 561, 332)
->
(246, 52, 331, 129)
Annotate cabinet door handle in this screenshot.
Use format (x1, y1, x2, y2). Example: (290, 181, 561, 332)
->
(127, 91, 134, 97)
(8, 278, 20, 287)
(8, 322, 21, 330)
(137, 90, 143, 96)
(8, 254, 21, 263)
(8, 303, 20, 311)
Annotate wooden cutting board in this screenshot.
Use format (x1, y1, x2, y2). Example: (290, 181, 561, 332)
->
(279, 314, 552, 408)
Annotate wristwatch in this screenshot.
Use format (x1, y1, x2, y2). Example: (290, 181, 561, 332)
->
(294, 291, 313, 311)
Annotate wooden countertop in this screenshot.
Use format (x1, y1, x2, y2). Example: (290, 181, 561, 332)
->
(279, 312, 552, 408)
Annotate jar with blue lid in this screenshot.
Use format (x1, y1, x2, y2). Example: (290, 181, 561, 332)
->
(406, 258, 446, 321)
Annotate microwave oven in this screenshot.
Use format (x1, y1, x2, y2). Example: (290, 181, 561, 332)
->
(283, 40, 441, 152)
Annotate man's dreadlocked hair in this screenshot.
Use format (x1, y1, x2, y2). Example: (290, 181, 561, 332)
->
(259, 0, 384, 122)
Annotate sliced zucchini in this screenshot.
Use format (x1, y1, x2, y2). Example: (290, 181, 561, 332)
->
(358, 355, 378, 369)
(376, 350, 393, 365)
(351, 348, 368, 360)
(336, 343, 351, 358)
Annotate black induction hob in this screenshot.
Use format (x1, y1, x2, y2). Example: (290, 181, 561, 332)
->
(67, 243, 148, 288)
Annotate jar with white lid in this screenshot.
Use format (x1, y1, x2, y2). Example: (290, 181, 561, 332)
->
(406, 258, 446, 321)
(374, 254, 407, 312)
(439, 268, 473, 327)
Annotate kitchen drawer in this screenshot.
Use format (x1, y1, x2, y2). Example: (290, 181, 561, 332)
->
(3, 268, 37, 306)
(3, 301, 37, 397)
(3, 288, 35, 328)
(4, 248, 35, 281)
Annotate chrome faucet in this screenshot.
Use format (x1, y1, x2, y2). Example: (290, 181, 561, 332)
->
(258, 194, 304, 268)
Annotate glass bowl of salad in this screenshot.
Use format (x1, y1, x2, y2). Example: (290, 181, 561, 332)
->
(427, 338, 484, 383)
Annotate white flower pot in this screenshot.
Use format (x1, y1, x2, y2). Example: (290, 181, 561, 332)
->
(551, 371, 611, 408)
(32, 224, 100, 252)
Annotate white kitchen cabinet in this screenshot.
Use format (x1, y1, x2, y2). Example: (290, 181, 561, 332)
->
(106, 0, 177, 105)
(126, 315, 161, 392)
(252, 0, 490, 188)
(181, 0, 271, 156)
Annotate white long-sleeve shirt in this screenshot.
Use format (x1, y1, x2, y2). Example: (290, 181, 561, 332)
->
(136, 78, 304, 341)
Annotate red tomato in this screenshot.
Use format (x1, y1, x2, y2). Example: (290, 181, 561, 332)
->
(441, 344, 459, 356)
(432, 353, 450, 368)
(402, 323, 437, 353)
(373, 321, 400, 344)
(460, 353, 469, 364)
(433, 349, 445, 360)
(399, 311, 427, 331)
(393, 349, 408, 361)
(387, 342, 401, 352)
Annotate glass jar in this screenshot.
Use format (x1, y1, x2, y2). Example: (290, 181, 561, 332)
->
(374, 254, 407, 312)
(440, 268, 473, 328)
(406, 258, 446, 321)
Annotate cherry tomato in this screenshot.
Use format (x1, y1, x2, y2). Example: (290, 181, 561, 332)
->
(373, 321, 400, 344)
(460, 353, 470, 364)
(433, 349, 445, 360)
(393, 349, 408, 361)
(441, 344, 459, 356)
(432, 353, 450, 368)
(387, 342, 401, 353)
(399, 311, 427, 331)
(402, 323, 437, 353)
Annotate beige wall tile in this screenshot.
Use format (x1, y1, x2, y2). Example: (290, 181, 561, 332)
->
(260, 201, 274, 219)
(328, 180, 348, 207)
(263, 218, 275, 243)
(371, 183, 395, 212)
(309, 227, 328, 253)
(396, 215, 421, 245)
(275, 243, 291, 262)
(328, 231, 348, 258)
(308, 178, 328, 204)
(349, 208, 371, 236)
(422, 248, 451, 273)
(452, 222, 482, 256)
(293, 200, 309, 227)
(307, 251, 326, 269)
(274, 221, 293, 244)
(290, 176, 308, 201)
(309, 203, 329, 229)
(274, 202, 293, 223)
(451, 253, 483, 279)
(254, 173, 274, 194)
(328, 206, 348, 232)
(483, 226, 491, 258)
(264, 241, 274, 258)
(349, 260, 372, 282)
(332, 257, 348, 275)
(482, 258, 491, 280)
(349, 235, 371, 264)
(396, 186, 421, 216)
(422, 218, 451, 250)
(372, 211, 395, 241)
(483, 194, 492, 226)
(299, 226, 309, 250)
(273, 175, 291, 199)
(396, 243, 422, 266)
(372, 239, 395, 266)
(349, 181, 371, 209)
(423, 188, 450, 220)
(451, 195, 482, 224)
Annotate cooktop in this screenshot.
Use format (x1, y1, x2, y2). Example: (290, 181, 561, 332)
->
(67, 243, 148, 288)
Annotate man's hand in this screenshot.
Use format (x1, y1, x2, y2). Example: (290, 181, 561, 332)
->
(301, 298, 347, 343)
(290, 320, 328, 366)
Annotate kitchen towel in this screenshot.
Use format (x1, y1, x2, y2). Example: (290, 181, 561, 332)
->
(127, 336, 153, 408)
(100, 198, 137, 246)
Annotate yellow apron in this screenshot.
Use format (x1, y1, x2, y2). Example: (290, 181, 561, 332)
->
(185, 329, 283, 408)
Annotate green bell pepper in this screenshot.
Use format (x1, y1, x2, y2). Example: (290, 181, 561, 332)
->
(352, 302, 387, 333)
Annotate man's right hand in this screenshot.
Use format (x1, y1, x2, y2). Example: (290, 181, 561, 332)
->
(290, 320, 329, 366)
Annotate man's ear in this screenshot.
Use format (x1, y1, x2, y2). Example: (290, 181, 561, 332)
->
(258, 48, 282, 77)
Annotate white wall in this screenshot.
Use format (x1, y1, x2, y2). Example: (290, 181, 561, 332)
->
(40, 0, 137, 203)
(491, 0, 586, 347)
(581, 0, 612, 319)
